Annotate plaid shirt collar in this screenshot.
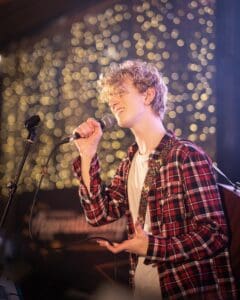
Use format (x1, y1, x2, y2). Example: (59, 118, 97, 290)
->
(127, 131, 176, 162)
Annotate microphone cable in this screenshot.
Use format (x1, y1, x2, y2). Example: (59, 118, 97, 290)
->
(28, 142, 60, 240)
(28, 138, 120, 282)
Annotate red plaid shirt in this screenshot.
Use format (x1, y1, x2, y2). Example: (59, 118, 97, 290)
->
(73, 133, 237, 299)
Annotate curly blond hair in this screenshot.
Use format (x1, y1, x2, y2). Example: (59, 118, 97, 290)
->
(97, 60, 168, 120)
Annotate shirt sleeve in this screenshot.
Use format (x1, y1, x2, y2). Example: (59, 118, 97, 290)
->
(73, 155, 127, 226)
(144, 146, 228, 264)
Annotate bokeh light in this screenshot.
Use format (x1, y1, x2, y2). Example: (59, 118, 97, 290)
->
(0, 0, 216, 196)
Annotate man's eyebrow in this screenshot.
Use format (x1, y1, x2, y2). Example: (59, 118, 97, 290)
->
(109, 86, 128, 94)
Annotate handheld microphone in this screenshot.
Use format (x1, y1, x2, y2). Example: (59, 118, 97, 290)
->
(60, 114, 116, 145)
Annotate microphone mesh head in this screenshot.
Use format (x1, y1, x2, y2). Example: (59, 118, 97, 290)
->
(101, 114, 116, 129)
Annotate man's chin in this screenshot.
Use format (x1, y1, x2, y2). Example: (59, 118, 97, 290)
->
(116, 118, 129, 128)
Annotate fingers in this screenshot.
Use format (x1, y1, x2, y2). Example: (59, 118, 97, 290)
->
(97, 236, 148, 256)
(86, 118, 101, 129)
(72, 118, 103, 158)
(73, 118, 101, 138)
(97, 240, 127, 254)
(73, 121, 93, 138)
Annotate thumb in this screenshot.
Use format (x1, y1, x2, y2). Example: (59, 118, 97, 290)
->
(135, 221, 144, 235)
(87, 118, 102, 131)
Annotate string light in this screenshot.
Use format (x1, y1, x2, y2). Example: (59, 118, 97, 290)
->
(0, 0, 216, 196)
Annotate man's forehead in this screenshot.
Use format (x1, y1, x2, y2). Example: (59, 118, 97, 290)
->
(109, 77, 133, 92)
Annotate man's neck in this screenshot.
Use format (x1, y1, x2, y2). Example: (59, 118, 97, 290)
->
(131, 115, 166, 155)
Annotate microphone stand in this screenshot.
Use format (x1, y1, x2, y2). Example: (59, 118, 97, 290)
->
(0, 128, 37, 229)
(0, 127, 37, 267)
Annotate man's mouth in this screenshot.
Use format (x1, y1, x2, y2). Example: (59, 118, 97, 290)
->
(114, 107, 124, 115)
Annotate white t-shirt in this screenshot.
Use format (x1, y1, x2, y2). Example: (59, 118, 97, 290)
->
(128, 151, 162, 299)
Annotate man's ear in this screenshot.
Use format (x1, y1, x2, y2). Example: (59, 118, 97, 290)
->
(144, 87, 156, 105)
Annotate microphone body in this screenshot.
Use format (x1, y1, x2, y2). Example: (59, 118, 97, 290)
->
(60, 114, 115, 145)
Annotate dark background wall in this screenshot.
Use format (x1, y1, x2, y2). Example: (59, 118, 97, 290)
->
(216, 0, 240, 184)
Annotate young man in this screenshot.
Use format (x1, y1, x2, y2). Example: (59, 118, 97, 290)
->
(72, 60, 237, 299)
